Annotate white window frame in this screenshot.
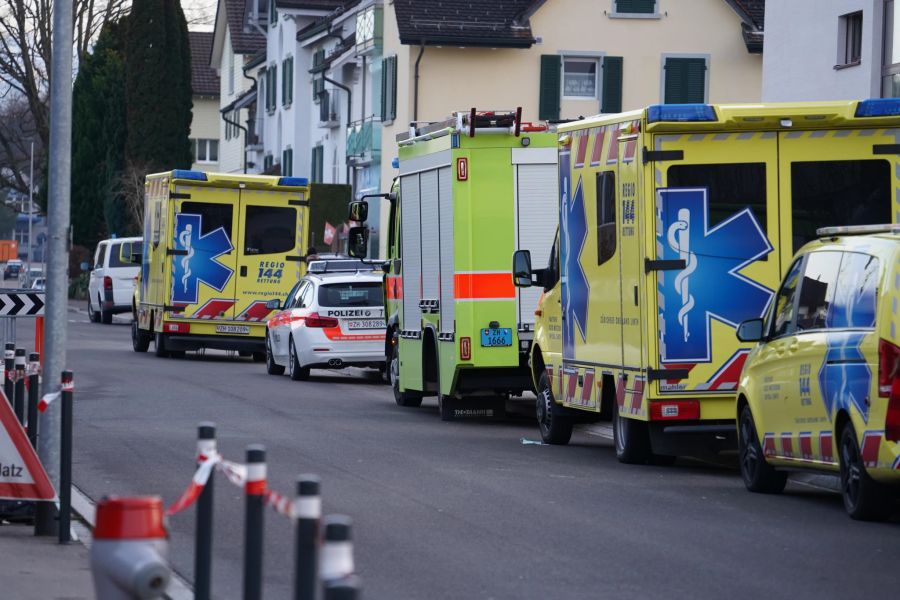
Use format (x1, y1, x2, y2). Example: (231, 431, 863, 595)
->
(194, 139, 219, 165)
(609, 0, 661, 19)
(561, 53, 604, 101)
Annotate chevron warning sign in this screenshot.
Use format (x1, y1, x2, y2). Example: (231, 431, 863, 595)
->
(0, 292, 45, 317)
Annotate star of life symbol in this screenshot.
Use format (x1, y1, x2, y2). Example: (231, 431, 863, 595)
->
(171, 213, 234, 305)
(657, 188, 773, 364)
(559, 150, 590, 360)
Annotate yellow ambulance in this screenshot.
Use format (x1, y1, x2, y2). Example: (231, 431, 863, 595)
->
(735, 225, 900, 521)
(514, 99, 900, 463)
(133, 170, 310, 359)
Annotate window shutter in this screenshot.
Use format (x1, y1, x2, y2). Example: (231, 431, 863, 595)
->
(539, 55, 561, 121)
(615, 0, 655, 14)
(664, 57, 706, 104)
(601, 56, 623, 113)
(288, 58, 293, 104)
(380, 58, 388, 121)
(382, 55, 397, 121)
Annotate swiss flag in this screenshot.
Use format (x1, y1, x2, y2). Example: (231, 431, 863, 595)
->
(323, 222, 336, 245)
(0, 390, 56, 500)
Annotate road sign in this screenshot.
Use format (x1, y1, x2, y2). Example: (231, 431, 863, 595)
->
(0, 291, 45, 317)
(0, 389, 55, 500)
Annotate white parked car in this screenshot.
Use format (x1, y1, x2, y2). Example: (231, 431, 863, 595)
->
(87, 237, 141, 324)
(265, 268, 385, 380)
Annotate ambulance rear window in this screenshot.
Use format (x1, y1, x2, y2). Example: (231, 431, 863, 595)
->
(180, 202, 233, 239)
(318, 282, 383, 307)
(244, 206, 296, 255)
(666, 162, 767, 234)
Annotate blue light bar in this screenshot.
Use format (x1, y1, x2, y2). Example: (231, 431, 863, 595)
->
(391, 157, 400, 169)
(854, 98, 900, 117)
(171, 169, 208, 181)
(647, 104, 717, 123)
(277, 177, 309, 187)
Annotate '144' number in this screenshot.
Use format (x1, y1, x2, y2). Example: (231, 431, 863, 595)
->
(257, 267, 283, 279)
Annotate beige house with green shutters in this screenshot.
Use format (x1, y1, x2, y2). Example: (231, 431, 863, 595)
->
(373, 0, 765, 254)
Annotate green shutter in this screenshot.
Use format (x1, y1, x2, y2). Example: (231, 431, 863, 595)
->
(601, 56, 623, 113)
(539, 55, 561, 121)
(615, 0, 655, 14)
(288, 58, 293, 104)
(664, 57, 706, 104)
(380, 58, 388, 121)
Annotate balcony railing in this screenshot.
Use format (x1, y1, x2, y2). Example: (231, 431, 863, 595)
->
(346, 117, 381, 162)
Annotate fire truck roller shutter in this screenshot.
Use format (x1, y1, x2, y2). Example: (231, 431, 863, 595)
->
(438, 167, 455, 333)
(420, 170, 440, 307)
(400, 174, 423, 331)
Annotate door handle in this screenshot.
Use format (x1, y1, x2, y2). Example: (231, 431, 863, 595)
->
(240, 266, 247, 277)
(633, 285, 638, 306)
(788, 341, 799, 353)
(774, 342, 786, 356)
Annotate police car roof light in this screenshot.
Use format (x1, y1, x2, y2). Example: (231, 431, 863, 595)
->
(171, 170, 208, 181)
(816, 223, 900, 237)
(647, 104, 717, 123)
(854, 98, 900, 117)
(278, 177, 309, 187)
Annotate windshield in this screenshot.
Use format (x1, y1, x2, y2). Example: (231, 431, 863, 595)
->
(317, 282, 383, 307)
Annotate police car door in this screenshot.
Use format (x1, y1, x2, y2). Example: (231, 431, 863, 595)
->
(649, 131, 779, 397)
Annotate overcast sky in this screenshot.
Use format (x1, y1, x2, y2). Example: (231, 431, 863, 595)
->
(182, 0, 217, 32)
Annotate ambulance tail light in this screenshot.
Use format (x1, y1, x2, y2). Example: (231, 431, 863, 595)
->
(855, 98, 900, 117)
(649, 400, 700, 421)
(163, 321, 190, 334)
(304, 312, 339, 328)
(647, 104, 717, 123)
(877, 338, 900, 397)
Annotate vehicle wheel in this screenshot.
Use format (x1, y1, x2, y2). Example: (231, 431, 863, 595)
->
(614, 401, 652, 464)
(738, 405, 787, 493)
(839, 425, 892, 521)
(265, 334, 284, 376)
(131, 321, 151, 353)
(252, 352, 266, 363)
(391, 338, 422, 407)
(154, 332, 169, 358)
(88, 298, 99, 323)
(438, 394, 455, 421)
(100, 305, 112, 324)
(536, 371, 573, 445)
(288, 336, 309, 381)
(169, 350, 186, 359)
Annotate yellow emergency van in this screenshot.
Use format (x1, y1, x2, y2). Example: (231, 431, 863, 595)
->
(133, 170, 310, 358)
(514, 99, 900, 463)
(735, 224, 900, 521)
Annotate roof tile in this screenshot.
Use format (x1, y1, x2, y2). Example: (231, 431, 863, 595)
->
(393, 0, 538, 48)
(189, 31, 220, 97)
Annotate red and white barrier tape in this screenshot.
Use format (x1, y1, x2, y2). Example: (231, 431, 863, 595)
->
(165, 452, 222, 516)
(38, 391, 59, 413)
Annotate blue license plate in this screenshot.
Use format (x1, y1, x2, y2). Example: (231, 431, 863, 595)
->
(480, 328, 512, 347)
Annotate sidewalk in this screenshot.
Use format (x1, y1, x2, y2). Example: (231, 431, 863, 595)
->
(0, 523, 94, 599)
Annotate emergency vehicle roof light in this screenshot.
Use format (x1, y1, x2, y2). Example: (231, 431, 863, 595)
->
(391, 157, 400, 169)
(278, 177, 309, 187)
(816, 223, 900, 236)
(854, 98, 900, 117)
(171, 169, 208, 181)
(647, 104, 717, 123)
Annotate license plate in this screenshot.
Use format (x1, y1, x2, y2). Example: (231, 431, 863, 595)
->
(480, 328, 512, 347)
(215, 325, 250, 335)
(347, 319, 385, 330)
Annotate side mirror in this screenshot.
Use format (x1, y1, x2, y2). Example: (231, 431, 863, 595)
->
(348, 200, 369, 222)
(265, 299, 282, 310)
(736, 318, 765, 343)
(512, 250, 533, 288)
(348, 226, 369, 258)
(80, 261, 90, 272)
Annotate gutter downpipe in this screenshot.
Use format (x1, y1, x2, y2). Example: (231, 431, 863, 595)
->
(324, 74, 353, 186)
(413, 43, 425, 122)
(222, 108, 250, 173)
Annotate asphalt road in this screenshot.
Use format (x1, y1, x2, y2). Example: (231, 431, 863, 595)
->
(23, 307, 900, 599)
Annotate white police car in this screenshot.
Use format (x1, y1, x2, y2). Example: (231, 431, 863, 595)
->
(264, 262, 385, 380)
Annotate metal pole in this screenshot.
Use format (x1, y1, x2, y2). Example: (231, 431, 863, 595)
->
(324, 576, 361, 600)
(243, 445, 266, 600)
(58, 370, 73, 544)
(27, 352, 39, 449)
(13, 348, 25, 424)
(195, 423, 216, 600)
(37, 0, 74, 537)
(293, 475, 321, 600)
(4, 342, 14, 403)
(28, 141, 33, 273)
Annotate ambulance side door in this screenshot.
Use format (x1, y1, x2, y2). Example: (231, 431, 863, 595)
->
(234, 190, 305, 322)
(617, 131, 642, 372)
(170, 188, 240, 320)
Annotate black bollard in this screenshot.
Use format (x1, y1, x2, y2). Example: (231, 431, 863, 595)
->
(59, 371, 73, 544)
(13, 348, 25, 424)
(243, 445, 266, 600)
(26, 353, 39, 449)
(324, 575, 361, 600)
(3, 342, 14, 402)
(320, 515, 355, 594)
(293, 475, 321, 600)
(195, 423, 216, 600)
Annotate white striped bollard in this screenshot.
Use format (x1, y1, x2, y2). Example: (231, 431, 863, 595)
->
(321, 515, 355, 596)
(293, 475, 321, 600)
(195, 423, 216, 600)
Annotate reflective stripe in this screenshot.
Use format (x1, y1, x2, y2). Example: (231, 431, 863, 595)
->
(454, 272, 515, 300)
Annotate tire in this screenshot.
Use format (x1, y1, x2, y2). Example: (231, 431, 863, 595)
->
(100, 304, 112, 324)
(265, 334, 284, 376)
(390, 337, 422, 407)
(131, 321, 151, 353)
(88, 298, 99, 323)
(438, 394, 455, 421)
(839, 425, 892, 521)
(614, 401, 652, 464)
(251, 352, 266, 363)
(288, 336, 309, 381)
(738, 405, 787, 493)
(536, 371, 573, 445)
(154, 332, 169, 358)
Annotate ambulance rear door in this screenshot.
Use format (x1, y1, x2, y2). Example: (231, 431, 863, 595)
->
(233, 188, 308, 322)
(648, 129, 780, 396)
